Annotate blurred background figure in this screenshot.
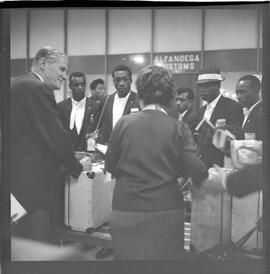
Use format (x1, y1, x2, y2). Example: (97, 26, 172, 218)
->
(236, 74, 262, 141)
(106, 65, 208, 260)
(175, 87, 197, 132)
(90, 78, 106, 104)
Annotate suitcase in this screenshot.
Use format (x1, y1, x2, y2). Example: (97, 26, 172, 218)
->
(64, 165, 107, 233)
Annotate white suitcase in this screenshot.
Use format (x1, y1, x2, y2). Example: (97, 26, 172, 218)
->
(231, 191, 263, 250)
(64, 165, 107, 233)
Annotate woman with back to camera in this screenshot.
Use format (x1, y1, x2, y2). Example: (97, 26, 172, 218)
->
(105, 65, 208, 260)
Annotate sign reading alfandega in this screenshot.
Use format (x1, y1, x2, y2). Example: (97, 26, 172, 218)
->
(153, 52, 201, 73)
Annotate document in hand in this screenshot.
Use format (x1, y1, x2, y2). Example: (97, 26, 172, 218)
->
(11, 193, 27, 222)
(195, 117, 215, 132)
(95, 143, 108, 155)
(212, 129, 236, 151)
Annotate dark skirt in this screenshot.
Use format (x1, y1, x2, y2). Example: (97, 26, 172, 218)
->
(109, 208, 184, 260)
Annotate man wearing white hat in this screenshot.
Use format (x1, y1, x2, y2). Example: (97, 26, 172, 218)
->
(195, 67, 244, 168)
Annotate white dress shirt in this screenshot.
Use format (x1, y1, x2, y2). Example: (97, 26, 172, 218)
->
(203, 94, 222, 121)
(70, 97, 86, 134)
(112, 91, 131, 129)
(242, 100, 261, 127)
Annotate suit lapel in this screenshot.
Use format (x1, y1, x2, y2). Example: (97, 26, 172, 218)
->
(210, 95, 224, 124)
(108, 93, 115, 126)
(183, 108, 192, 121)
(243, 102, 261, 129)
(123, 91, 136, 115)
(66, 98, 72, 115)
(81, 98, 92, 133)
(199, 105, 207, 121)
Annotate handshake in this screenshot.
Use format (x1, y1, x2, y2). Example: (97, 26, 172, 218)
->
(75, 152, 92, 171)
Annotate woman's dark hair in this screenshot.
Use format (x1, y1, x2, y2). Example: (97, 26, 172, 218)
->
(136, 65, 176, 108)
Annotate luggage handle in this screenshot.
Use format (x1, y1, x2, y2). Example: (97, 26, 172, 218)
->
(87, 171, 95, 179)
(235, 217, 262, 248)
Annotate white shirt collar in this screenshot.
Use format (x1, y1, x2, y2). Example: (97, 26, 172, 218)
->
(114, 91, 131, 101)
(248, 100, 261, 113)
(142, 104, 168, 115)
(71, 96, 86, 105)
(181, 109, 189, 118)
(31, 71, 44, 82)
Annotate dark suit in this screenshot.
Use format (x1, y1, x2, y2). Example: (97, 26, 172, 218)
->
(196, 95, 244, 168)
(182, 108, 199, 133)
(226, 164, 262, 198)
(166, 106, 198, 134)
(11, 72, 82, 242)
(57, 97, 102, 151)
(96, 91, 139, 145)
(242, 101, 262, 141)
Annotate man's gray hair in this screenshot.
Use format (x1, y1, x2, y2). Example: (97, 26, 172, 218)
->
(32, 46, 68, 67)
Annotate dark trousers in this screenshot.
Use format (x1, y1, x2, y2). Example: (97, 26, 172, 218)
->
(110, 208, 185, 260)
(12, 209, 52, 243)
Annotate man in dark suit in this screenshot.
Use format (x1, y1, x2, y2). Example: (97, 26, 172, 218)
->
(195, 68, 244, 168)
(95, 65, 139, 258)
(236, 74, 262, 141)
(11, 47, 84, 243)
(57, 72, 102, 152)
(96, 65, 139, 145)
(175, 87, 198, 132)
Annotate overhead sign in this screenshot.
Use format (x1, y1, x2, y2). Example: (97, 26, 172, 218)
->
(153, 52, 201, 73)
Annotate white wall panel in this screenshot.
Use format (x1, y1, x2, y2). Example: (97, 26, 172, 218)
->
(29, 9, 64, 57)
(109, 9, 151, 54)
(154, 9, 202, 52)
(205, 9, 257, 50)
(67, 9, 106, 56)
(10, 9, 27, 59)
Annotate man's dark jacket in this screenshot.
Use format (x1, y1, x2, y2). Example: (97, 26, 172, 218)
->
(96, 91, 139, 145)
(57, 97, 102, 151)
(242, 101, 262, 141)
(196, 95, 244, 168)
(11, 73, 82, 213)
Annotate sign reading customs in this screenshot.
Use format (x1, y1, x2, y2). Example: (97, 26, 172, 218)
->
(153, 52, 201, 73)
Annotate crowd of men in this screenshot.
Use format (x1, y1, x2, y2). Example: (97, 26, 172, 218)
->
(10, 46, 262, 260)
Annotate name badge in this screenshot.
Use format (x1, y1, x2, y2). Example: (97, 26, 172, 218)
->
(87, 137, 96, 152)
(215, 118, 226, 127)
(244, 132, 256, 140)
(130, 108, 139, 114)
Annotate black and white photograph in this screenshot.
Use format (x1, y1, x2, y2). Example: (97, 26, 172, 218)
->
(1, 1, 269, 274)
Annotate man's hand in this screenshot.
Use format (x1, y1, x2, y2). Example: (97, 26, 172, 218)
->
(199, 165, 227, 195)
(80, 156, 92, 171)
